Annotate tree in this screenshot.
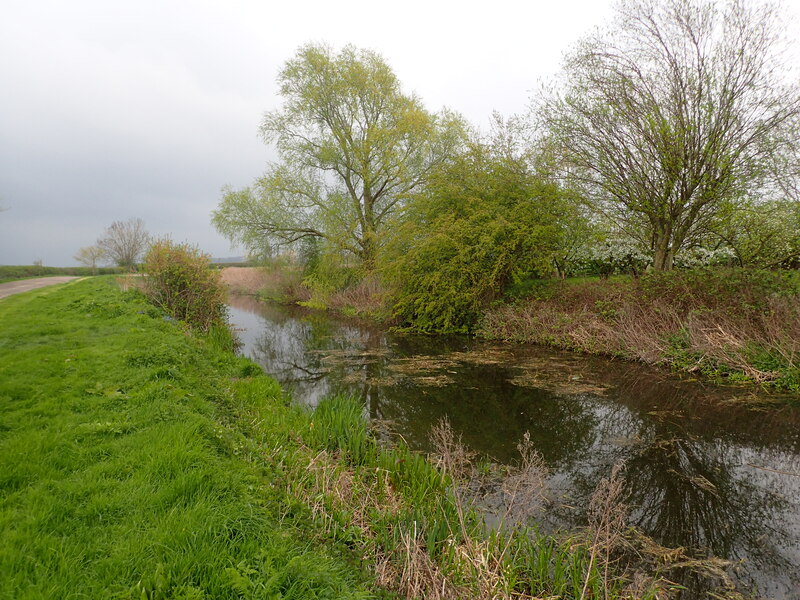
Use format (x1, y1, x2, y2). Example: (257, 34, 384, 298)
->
(540, 0, 800, 270)
(97, 218, 150, 270)
(384, 135, 569, 332)
(212, 43, 465, 271)
(708, 198, 800, 267)
(74, 245, 106, 275)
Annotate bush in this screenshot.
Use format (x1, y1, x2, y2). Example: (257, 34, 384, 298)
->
(384, 143, 568, 333)
(143, 240, 227, 330)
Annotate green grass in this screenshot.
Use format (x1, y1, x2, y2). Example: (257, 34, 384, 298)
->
(0, 277, 664, 598)
(0, 278, 373, 599)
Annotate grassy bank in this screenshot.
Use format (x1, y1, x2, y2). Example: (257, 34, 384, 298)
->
(481, 269, 800, 391)
(0, 277, 668, 598)
(0, 265, 124, 283)
(0, 277, 374, 598)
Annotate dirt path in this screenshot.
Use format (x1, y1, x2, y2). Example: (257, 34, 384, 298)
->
(0, 276, 82, 300)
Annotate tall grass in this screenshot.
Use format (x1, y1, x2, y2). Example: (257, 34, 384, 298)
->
(299, 397, 667, 599)
(327, 276, 389, 319)
(481, 268, 800, 390)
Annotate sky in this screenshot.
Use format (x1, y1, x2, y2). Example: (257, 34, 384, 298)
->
(0, 0, 797, 266)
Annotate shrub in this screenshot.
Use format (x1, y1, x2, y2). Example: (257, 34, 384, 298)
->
(384, 143, 568, 333)
(143, 240, 227, 330)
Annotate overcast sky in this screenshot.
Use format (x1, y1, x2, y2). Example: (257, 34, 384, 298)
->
(1, 0, 797, 266)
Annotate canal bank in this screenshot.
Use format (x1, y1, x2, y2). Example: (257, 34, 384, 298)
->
(228, 293, 800, 599)
(0, 277, 666, 599)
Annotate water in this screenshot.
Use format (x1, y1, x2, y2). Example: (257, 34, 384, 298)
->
(227, 295, 800, 599)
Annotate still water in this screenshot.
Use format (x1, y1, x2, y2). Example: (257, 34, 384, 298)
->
(227, 295, 800, 599)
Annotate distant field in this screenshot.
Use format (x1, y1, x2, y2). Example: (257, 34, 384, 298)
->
(0, 265, 124, 283)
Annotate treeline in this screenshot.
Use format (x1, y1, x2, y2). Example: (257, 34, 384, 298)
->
(213, 0, 800, 338)
(0, 264, 125, 283)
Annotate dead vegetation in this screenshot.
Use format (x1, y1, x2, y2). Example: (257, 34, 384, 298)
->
(220, 266, 310, 301)
(292, 395, 758, 599)
(480, 271, 800, 389)
(327, 275, 388, 317)
(219, 266, 268, 294)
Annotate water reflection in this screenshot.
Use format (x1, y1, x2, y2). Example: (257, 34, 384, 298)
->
(227, 295, 800, 599)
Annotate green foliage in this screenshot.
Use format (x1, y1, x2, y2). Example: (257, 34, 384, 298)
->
(708, 198, 800, 268)
(143, 240, 227, 331)
(636, 267, 800, 314)
(306, 396, 374, 466)
(300, 244, 360, 309)
(213, 42, 466, 270)
(385, 141, 570, 332)
(504, 277, 561, 303)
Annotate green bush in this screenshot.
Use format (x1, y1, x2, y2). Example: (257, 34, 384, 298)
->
(143, 240, 227, 331)
(384, 143, 569, 333)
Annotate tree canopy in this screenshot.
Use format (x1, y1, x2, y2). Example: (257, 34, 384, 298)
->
(384, 130, 572, 332)
(213, 43, 465, 270)
(540, 0, 800, 270)
(97, 218, 150, 270)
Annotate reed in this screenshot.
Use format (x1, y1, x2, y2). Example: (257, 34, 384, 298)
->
(299, 397, 667, 599)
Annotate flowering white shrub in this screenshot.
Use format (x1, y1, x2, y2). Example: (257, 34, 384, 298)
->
(674, 246, 738, 269)
(584, 236, 651, 277)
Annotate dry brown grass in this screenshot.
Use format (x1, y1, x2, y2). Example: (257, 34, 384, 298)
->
(220, 266, 310, 301)
(502, 432, 550, 528)
(584, 464, 628, 597)
(298, 443, 469, 599)
(480, 272, 800, 387)
(115, 274, 144, 292)
(219, 267, 269, 294)
(297, 415, 676, 599)
(374, 527, 464, 600)
(428, 420, 554, 600)
(327, 275, 388, 316)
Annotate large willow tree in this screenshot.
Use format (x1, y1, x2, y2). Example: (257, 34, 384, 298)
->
(213, 43, 465, 270)
(541, 0, 800, 270)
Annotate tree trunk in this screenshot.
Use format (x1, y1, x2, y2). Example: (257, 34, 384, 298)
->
(652, 234, 675, 271)
(360, 232, 377, 273)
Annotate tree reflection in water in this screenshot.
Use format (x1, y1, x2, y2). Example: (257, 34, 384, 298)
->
(228, 296, 800, 599)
